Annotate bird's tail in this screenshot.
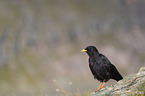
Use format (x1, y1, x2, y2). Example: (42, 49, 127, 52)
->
(114, 73, 123, 81)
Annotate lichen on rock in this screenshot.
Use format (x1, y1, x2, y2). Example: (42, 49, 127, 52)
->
(90, 67, 145, 96)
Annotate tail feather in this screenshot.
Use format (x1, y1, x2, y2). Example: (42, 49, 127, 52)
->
(116, 74, 123, 81)
(112, 72, 123, 81)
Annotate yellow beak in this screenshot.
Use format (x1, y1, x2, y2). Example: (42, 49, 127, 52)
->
(81, 49, 87, 52)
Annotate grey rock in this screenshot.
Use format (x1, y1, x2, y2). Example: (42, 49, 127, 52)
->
(90, 67, 145, 96)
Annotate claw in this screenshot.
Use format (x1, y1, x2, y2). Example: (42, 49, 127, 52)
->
(95, 82, 106, 92)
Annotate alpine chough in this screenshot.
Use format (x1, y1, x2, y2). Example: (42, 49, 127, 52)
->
(81, 46, 123, 91)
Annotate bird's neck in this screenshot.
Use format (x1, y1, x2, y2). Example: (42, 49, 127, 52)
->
(88, 52, 99, 58)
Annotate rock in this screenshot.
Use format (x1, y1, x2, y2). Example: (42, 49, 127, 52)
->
(89, 67, 145, 96)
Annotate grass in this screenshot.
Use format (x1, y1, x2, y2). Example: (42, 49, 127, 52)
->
(130, 86, 145, 96)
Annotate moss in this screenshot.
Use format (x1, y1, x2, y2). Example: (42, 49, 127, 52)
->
(90, 67, 145, 96)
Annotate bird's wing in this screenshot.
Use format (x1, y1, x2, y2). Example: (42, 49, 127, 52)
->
(89, 58, 105, 81)
(105, 63, 123, 81)
(99, 54, 111, 64)
(100, 54, 123, 81)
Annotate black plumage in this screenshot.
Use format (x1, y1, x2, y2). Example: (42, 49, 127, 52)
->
(81, 46, 123, 91)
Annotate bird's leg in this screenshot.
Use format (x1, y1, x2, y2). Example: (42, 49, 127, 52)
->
(100, 82, 106, 88)
(95, 82, 103, 92)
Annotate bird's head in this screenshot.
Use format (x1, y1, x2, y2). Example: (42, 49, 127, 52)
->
(81, 46, 99, 57)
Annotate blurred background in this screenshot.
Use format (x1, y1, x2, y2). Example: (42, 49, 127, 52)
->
(0, 0, 145, 95)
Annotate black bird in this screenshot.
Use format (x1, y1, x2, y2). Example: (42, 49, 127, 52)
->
(81, 46, 123, 91)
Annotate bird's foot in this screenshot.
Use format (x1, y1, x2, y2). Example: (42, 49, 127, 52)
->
(95, 87, 104, 92)
(95, 89, 99, 92)
(100, 86, 104, 89)
(95, 82, 105, 92)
